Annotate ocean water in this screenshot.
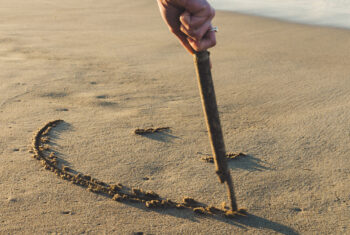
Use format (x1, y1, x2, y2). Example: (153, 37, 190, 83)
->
(208, 0, 350, 29)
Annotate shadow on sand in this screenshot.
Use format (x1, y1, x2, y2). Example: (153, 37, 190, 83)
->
(125, 202, 299, 234)
(39, 121, 297, 235)
(136, 128, 179, 142)
(198, 152, 273, 172)
(227, 154, 272, 172)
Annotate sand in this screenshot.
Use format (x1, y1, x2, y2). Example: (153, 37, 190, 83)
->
(1, 0, 350, 234)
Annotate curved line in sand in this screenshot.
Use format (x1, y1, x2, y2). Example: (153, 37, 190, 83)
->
(31, 120, 247, 219)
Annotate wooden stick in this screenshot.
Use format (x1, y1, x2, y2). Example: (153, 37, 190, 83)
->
(193, 50, 238, 211)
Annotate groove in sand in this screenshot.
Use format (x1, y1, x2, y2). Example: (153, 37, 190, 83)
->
(134, 127, 170, 135)
(201, 152, 248, 163)
(31, 120, 247, 218)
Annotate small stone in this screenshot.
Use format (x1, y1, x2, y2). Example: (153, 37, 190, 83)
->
(112, 194, 123, 202)
(61, 211, 72, 215)
(193, 207, 206, 214)
(291, 207, 302, 212)
(56, 108, 69, 112)
(183, 197, 196, 206)
(13, 148, 20, 152)
(7, 197, 17, 202)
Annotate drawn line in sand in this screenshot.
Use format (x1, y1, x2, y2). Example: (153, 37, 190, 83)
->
(134, 127, 170, 135)
(31, 120, 247, 219)
(201, 153, 248, 163)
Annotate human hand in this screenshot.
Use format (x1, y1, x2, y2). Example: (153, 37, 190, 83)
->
(157, 0, 216, 54)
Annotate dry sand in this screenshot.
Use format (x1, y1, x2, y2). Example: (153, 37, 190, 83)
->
(1, 0, 350, 234)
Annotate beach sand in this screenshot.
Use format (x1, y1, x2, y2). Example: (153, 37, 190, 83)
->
(1, 0, 350, 234)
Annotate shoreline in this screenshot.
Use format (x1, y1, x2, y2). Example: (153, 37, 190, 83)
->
(216, 9, 350, 32)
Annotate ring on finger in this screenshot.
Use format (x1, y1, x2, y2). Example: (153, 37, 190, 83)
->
(209, 26, 218, 32)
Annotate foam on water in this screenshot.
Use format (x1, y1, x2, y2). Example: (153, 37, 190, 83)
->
(209, 0, 350, 29)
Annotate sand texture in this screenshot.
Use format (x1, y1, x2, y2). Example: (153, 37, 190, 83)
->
(1, 0, 350, 234)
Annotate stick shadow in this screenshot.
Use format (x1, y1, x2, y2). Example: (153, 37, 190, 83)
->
(113, 202, 299, 234)
(232, 213, 299, 234)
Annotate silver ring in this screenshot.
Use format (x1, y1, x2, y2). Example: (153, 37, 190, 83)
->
(209, 26, 218, 32)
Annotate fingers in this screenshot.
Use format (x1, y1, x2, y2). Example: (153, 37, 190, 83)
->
(180, 20, 211, 42)
(161, 0, 216, 54)
(171, 28, 216, 54)
(180, 7, 215, 30)
(178, 6, 216, 52)
(179, 7, 215, 42)
(187, 30, 216, 52)
(179, 11, 192, 29)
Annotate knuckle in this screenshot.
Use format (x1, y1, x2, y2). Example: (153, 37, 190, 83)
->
(210, 7, 215, 17)
(179, 15, 184, 23)
(180, 24, 186, 32)
(180, 15, 187, 25)
(199, 4, 207, 13)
